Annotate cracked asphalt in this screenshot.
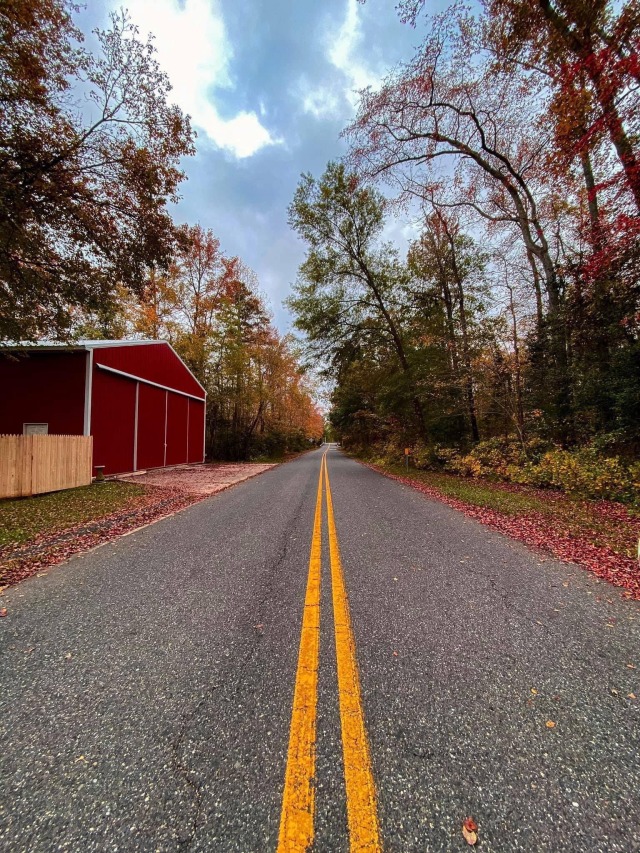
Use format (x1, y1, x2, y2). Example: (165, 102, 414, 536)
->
(1, 446, 639, 851)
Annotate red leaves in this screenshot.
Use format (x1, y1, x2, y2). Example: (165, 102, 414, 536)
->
(0, 608, 7, 617)
(462, 817, 478, 845)
(369, 465, 640, 600)
(0, 487, 204, 589)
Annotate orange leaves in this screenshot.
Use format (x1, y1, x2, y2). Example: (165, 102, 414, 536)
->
(462, 817, 478, 845)
(546, 720, 556, 728)
(0, 607, 7, 617)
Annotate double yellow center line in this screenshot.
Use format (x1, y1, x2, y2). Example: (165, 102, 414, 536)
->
(277, 452, 381, 852)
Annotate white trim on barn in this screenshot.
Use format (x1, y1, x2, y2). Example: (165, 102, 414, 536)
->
(95, 363, 206, 401)
(202, 398, 207, 462)
(83, 348, 93, 436)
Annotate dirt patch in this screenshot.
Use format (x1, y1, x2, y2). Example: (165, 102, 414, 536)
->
(118, 462, 276, 495)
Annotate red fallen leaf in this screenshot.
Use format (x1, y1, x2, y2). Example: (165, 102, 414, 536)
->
(462, 817, 478, 845)
(365, 464, 640, 601)
(0, 608, 7, 617)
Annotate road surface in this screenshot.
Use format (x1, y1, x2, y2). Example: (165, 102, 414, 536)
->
(1, 446, 639, 851)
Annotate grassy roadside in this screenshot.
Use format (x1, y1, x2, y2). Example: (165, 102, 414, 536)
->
(363, 460, 640, 599)
(386, 464, 639, 559)
(0, 482, 147, 548)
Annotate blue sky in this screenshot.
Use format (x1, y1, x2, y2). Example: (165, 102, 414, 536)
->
(79, 1, 446, 331)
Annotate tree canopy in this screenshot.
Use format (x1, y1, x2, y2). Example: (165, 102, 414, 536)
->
(288, 0, 640, 467)
(0, 0, 195, 340)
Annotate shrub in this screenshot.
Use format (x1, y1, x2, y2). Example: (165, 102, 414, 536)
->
(536, 447, 632, 502)
(361, 434, 640, 505)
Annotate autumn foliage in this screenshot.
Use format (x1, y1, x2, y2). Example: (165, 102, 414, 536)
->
(289, 0, 640, 493)
(0, 0, 194, 341)
(125, 225, 323, 460)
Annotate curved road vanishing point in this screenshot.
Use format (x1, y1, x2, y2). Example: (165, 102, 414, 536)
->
(1, 445, 639, 852)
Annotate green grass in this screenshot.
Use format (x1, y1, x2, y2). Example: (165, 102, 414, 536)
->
(0, 482, 147, 548)
(381, 463, 639, 560)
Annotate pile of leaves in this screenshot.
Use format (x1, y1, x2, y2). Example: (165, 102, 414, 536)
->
(366, 463, 640, 600)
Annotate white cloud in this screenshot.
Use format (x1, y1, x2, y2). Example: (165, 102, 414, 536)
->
(328, 0, 379, 96)
(299, 0, 382, 120)
(118, 0, 277, 158)
(300, 81, 341, 120)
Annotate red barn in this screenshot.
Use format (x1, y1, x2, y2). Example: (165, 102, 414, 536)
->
(0, 340, 206, 476)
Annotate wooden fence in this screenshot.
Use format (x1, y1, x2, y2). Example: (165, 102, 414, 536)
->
(0, 435, 93, 499)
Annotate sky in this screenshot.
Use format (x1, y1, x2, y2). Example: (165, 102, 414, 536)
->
(78, 1, 445, 332)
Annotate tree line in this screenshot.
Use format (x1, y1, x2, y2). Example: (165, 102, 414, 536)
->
(0, 1, 323, 460)
(288, 0, 640, 472)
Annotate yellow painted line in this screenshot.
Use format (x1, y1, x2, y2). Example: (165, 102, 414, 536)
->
(277, 454, 325, 852)
(324, 455, 382, 852)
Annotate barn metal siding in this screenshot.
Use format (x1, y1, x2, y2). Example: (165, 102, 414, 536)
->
(0, 351, 85, 435)
(92, 343, 204, 398)
(91, 369, 136, 475)
(136, 384, 167, 470)
(0, 341, 206, 476)
(188, 399, 206, 463)
(166, 393, 189, 466)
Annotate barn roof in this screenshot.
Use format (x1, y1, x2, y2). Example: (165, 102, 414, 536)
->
(1, 339, 206, 397)
(2, 339, 161, 351)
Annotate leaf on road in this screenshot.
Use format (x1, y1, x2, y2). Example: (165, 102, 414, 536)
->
(628, 693, 637, 700)
(530, 688, 538, 695)
(546, 720, 556, 728)
(0, 607, 7, 617)
(462, 817, 478, 845)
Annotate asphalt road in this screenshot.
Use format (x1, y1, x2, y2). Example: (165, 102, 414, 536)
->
(1, 446, 639, 852)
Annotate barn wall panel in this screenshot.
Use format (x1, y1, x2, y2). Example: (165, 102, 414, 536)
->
(188, 399, 205, 463)
(93, 343, 204, 398)
(166, 393, 189, 466)
(91, 369, 136, 475)
(137, 384, 167, 470)
(0, 352, 85, 435)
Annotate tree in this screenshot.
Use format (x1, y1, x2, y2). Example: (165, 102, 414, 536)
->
(129, 223, 323, 460)
(408, 212, 488, 441)
(287, 161, 429, 439)
(0, 0, 194, 341)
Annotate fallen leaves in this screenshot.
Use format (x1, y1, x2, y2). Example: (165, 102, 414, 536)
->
(546, 720, 556, 728)
(1, 465, 281, 591)
(462, 817, 478, 845)
(367, 465, 640, 600)
(0, 607, 7, 617)
(0, 486, 207, 590)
